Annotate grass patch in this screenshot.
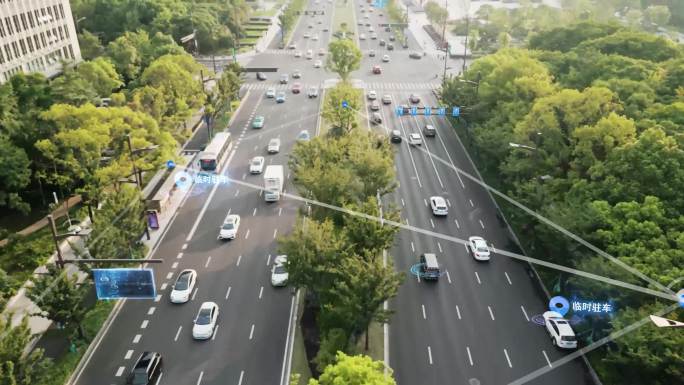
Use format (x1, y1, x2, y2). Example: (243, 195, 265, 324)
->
(290, 290, 312, 385)
(353, 321, 384, 362)
(332, 0, 358, 37)
(41, 299, 117, 385)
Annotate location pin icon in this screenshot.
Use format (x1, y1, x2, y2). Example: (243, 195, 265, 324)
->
(678, 289, 684, 308)
(549, 296, 570, 317)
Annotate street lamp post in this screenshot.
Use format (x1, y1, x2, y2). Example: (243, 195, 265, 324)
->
(47, 214, 92, 269)
(125, 135, 159, 241)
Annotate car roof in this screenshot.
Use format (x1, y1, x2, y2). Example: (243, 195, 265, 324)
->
(422, 253, 439, 266)
(431, 196, 446, 204)
(225, 214, 239, 222)
(200, 301, 217, 309)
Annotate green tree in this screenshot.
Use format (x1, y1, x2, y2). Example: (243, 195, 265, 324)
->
(0, 136, 32, 213)
(217, 68, 243, 108)
(309, 352, 395, 385)
(425, 1, 448, 32)
(78, 29, 105, 60)
(322, 83, 361, 137)
(50, 65, 99, 106)
(326, 39, 362, 82)
(0, 316, 52, 385)
(643, 5, 671, 28)
(76, 57, 123, 97)
(343, 197, 400, 259)
(27, 264, 88, 338)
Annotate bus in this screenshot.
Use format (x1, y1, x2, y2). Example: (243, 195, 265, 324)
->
(199, 132, 232, 172)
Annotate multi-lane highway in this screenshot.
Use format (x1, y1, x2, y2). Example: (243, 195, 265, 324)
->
(72, 0, 591, 384)
(73, 1, 332, 384)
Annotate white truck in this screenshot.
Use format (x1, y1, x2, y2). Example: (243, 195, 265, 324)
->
(263, 165, 284, 202)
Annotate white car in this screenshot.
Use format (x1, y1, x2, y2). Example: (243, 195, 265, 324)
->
(468, 236, 490, 261)
(292, 69, 302, 78)
(271, 255, 289, 286)
(294, 50, 302, 58)
(318, 48, 326, 56)
(268, 138, 281, 153)
(169, 269, 197, 304)
(360, 33, 366, 40)
(218, 214, 241, 240)
(543, 311, 578, 350)
(313, 60, 322, 68)
(408, 133, 422, 145)
(306, 49, 313, 59)
(382, 54, 390, 62)
(430, 196, 448, 216)
(192, 302, 219, 340)
(312, 34, 319, 41)
(250, 156, 265, 174)
(266, 87, 276, 98)
(303, 32, 311, 38)
(367, 90, 377, 100)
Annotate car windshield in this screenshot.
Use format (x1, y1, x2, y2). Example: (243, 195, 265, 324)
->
(222, 222, 234, 230)
(175, 273, 190, 290)
(196, 308, 212, 325)
(274, 265, 287, 274)
(132, 371, 149, 385)
(561, 335, 576, 342)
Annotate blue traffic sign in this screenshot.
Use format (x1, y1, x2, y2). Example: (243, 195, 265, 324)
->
(395, 106, 404, 116)
(166, 160, 176, 169)
(93, 269, 156, 300)
(410, 107, 418, 116)
(424, 107, 431, 116)
(452, 106, 460, 117)
(341, 100, 349, 109)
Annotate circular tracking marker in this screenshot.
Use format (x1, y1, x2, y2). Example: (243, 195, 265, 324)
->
(531, 314, 546, 326)
(468, 379, 481, 385)
(549, 296, 570, 317)
(174, 171, 193, 191)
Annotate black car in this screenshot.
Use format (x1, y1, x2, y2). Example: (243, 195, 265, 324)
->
(409, 52, 422, 59)
(385, 27, 392, 32)
(390, 130, 402, 143)
(379, 39, 386, 46)
(256, 72, 267, 80)
(387, 43, 394, 51)
(127, 352, 162, 385)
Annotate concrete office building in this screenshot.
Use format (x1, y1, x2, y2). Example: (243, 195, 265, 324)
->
(0, 0, 82, 83)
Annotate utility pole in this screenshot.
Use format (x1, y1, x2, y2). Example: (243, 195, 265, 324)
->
(441, 0, 448, 84)
(126, 134, 151, 240)
(462, 13, 469, 75)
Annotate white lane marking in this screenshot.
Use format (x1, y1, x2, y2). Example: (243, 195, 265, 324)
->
(446, 198, 451, 207)
(125, 350, 134, 359)
(225, 286, 232, 300)
(456, 305, 462, 320)
(171, 262, 178, 269)
(455, 219, 460, 228)
(479, 219, 484, 229)
(141, 320, 149, 329)
(424, 199, 428, 207)
(278, 207, 282, 216)
(237, 255, 242, 266)
(155, 372, 163, 385)
(196, 371, 204, 385)
(430, 219, 435, 228)
(464, 244, 469, 252)
(115, 366, 125, 377)
(267, 254, 272, 265)
(521, 305, 530, 321)
(242, 173, 246, 180)
(205, 256, 212, 268)
(227, 208, 232, 215)
(166, 272, 173, 280)
(259, 286, 264, 299)
(542, 350, 552, 368)
(234, 189, 240, 197)
(437, 242, 442, 252)
(181, 243, 188, 250)
(249, 324, 255, 340)
(174, 326, 183, 341)
(253, 207, 257, 216)
(405, 218, 409, 225)
(245, 229, 250, 239)
(154, 294, 161, 302)
(273, 229, 278, 239)
(488, 306, 495, 320)
(475, 272, 481, 284)
(212, 325, 219, 340)
(466, 346, 474, 366)
(401, 198, 405, 207)
(422, 304, 427, 319)
(148, 307, 156, 315)
(280, 293, 298, 385)
(469, 199, 474, 207)
(238, 371, 245, 385)
(504, 349, 513, 368)
(176, 252, 183, 259)
(410, 242, 415, 252)
(427, 346, 433, 365)
(191, 287, 198, 301)
(160, 283, 168, 291)
(133, 334, 141, 343)
(505, 272, 512, 285)
(446, 271, 452, 284)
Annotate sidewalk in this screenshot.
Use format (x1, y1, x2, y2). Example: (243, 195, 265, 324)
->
(0, 195, 83, 247)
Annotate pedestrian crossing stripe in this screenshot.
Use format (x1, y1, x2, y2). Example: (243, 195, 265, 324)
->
(241, 82, 440, 91)
(258, 49, 413, 55)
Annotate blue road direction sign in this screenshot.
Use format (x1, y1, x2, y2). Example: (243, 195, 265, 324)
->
(93, 269, 157, 300)
(166, 160, 176, 169)
(341, 100, 349, 109)
(373, 0, 387, 8)
(452, 106, 461, 117)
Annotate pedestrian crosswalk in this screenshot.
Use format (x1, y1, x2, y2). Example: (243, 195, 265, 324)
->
(257, 48, 412, 55)
(241, 81, 440, 91)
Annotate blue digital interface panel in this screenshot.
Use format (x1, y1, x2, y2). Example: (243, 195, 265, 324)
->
(93, 269, 156, 300)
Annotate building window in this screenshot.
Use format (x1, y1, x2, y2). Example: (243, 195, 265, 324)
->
(34, 10, 41, 25)
(0, 50, 5, 64)
(40, 32, 46, 47)
(4, 44, 11, 61)
(27, 37, 34, 52)
(68, 44, 74, 59)
(0, 19, 5, 38)
(13, 15, 20, 33)
(64, 25, 70, 39)
(11, 42, 19, 58)
(28, 12, 34, 28)
(34, 35, 40, 49)
(59, 4, 65, 19)
(19, 39, 27, 55)
(5, 18, 13, 35)
(21, 14, 27, 30)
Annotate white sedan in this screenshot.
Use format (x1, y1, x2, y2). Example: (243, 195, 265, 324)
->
(192, 302, 219, 340)
(367, 90, 377, 100)
(430, 196, 448, 216)
(265, 87, 276, 98)
(313, 60, 322, 68)
(408, 133, 422, 145)
(268, 138, 281, 153)
(218, 214, 240, 240)
(250, 156, 265, 174)
(271, 255, 289, 286)
(382, 54, 390, 62)
(543, 311, 578, 349)
(169, 269, 197, 304)
(468, 236, 491, 261)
